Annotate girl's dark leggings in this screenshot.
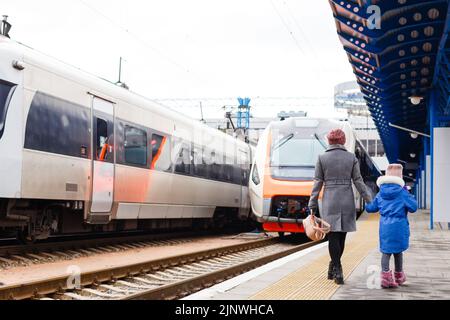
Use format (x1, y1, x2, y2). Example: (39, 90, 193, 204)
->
(381, 253, 403, 272)
(328, 232, 347, 266)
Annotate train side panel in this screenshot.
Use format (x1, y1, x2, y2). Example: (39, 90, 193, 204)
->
(21, 53, 92, 202)
(0, 42, 24, 199)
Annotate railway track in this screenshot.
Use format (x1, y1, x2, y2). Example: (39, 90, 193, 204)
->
(0, 231, 218, 269)
(0, 236, 321, 300)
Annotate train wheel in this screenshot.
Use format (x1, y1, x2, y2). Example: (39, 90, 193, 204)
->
(278, 232, 285, 239)
(292, 232, 309, 243)
(16, 229, 36, 244)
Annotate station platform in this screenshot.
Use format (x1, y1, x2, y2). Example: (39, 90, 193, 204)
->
(184, 210, 450, 300)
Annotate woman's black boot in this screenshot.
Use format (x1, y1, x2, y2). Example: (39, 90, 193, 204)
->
(334, 263, 344, 285)
(327, 261, 335, 280)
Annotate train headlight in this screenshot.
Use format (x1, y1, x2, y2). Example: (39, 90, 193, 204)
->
(252, 164, 260, 185)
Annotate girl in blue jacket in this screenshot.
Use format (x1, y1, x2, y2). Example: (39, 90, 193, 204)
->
(366, 164, 418, 288)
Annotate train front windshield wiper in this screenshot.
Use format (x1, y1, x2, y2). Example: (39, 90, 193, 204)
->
(272, 133, 294, 151)
(314, 133, 327, 150)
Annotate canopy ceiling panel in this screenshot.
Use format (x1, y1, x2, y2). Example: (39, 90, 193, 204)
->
(329, 0, 450, 170)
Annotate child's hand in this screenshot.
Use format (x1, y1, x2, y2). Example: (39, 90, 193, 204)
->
(365, 197, 379, 213)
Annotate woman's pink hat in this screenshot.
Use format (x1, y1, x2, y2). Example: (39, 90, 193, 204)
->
(327, 129, 346, 146)
(386, 164, 403, 178)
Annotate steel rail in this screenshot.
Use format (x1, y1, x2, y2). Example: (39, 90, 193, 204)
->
(0, 230, 217, 257)
(122, 239, 321, 300)
(0, 237, 284, 300)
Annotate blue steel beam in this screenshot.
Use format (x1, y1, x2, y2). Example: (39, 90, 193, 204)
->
(328, 0, 449, 176)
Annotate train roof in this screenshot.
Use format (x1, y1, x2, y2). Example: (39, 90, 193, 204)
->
(268, 117, 353, 132)
(0, 35, 248, 149)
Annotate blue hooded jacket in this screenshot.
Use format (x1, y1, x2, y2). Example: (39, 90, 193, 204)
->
(366, 176, 418, 254)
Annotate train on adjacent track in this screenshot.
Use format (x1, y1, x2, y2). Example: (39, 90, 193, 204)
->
(249, 117, 381, 236)
(0, 35, 253, 241)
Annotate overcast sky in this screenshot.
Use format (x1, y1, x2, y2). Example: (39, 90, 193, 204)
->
(2, 0, 356, 118)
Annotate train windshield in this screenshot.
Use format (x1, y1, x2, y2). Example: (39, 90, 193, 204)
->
(270, 135, 327, 180)
(0, 79, 16, 139)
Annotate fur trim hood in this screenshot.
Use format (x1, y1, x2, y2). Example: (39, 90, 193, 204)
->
(376, 175, 405, 188)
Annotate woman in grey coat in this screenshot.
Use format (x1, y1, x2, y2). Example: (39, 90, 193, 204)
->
(308, 129, 372, 284)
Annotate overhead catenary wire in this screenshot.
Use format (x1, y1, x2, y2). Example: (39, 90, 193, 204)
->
(70, 0, 332, 111)
(280, 0, 318, 57)
(74, 0, 204, 82)
(275, 0, 327, 84)
(155, 96, 333, 106)
(155, 96, 332, 102)
(269, 0, 306, 55)
(155, 96, 334, 112)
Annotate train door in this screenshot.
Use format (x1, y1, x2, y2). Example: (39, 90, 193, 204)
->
(89, 97, 115, 220)
(354, 142, 365, 214)
(238, 148, 250, 219)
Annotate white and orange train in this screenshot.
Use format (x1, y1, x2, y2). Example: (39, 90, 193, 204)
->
(249, 117, 380, 236)
(0, 34, 253, 241)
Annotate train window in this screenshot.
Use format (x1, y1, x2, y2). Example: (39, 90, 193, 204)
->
(271, 137, 325, 168)
(124, 125, 147, 166)
(252, 164, 260, 185)
(96, 118, 109, 161)
(151, 134, 171, 171)
(359, 153, 368, 177)
(233, 164, 242, 185)
(192, 145, 207, 178)
(368, 140, 376, 157)
(209, 150, 222, 180)
(244, 166, 251, 186)
(174, 141, 191, 175)
(24, 92, 91, 159)
(202, 148, 213, 179)
(151, 134, 164, 159)
(0, 79, 16, 140)
(355, 147, 362, 160)
(377, 140, 385, 157)
(239, 151, 249, 186)
(222, 155, 234, 182)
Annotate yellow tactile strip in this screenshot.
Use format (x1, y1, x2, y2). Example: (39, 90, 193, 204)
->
(250, 214, 379, 300)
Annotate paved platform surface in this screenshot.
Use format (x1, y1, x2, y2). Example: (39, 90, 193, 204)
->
(332, 211, 450, 300)
(184, 210, 450, 300)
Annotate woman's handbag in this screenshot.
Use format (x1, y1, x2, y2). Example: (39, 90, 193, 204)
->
(303, 213, 331, 241)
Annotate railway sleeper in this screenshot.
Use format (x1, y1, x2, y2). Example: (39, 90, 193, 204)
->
(0, 256, 15, 265)
(145, 273, 178, 282)
(81, 288, 124, 299)
(178, 264, 211, 272)
(210, 256, 244, 263)
(159, 268, 193, 277)
(194, 260, 229, 268)
(98, 284, 136, 294)
(172, 266, 204, 275)
(154, 271, 185, 281)
(116, 280, 156, 289)
(189, 261, 223, 270)
(62, 292, 95, 300)
(132, 276, 167, 286)
(24, 253, 47, 262)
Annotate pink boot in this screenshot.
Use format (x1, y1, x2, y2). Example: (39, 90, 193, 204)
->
(381, 271, 399, 289)
(394, 271, 406, 285)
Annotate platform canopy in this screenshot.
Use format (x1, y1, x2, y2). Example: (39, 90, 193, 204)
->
(329, 0, 450, 175)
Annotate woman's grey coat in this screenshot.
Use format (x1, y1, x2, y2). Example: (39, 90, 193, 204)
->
(308, 145, 373, 232)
